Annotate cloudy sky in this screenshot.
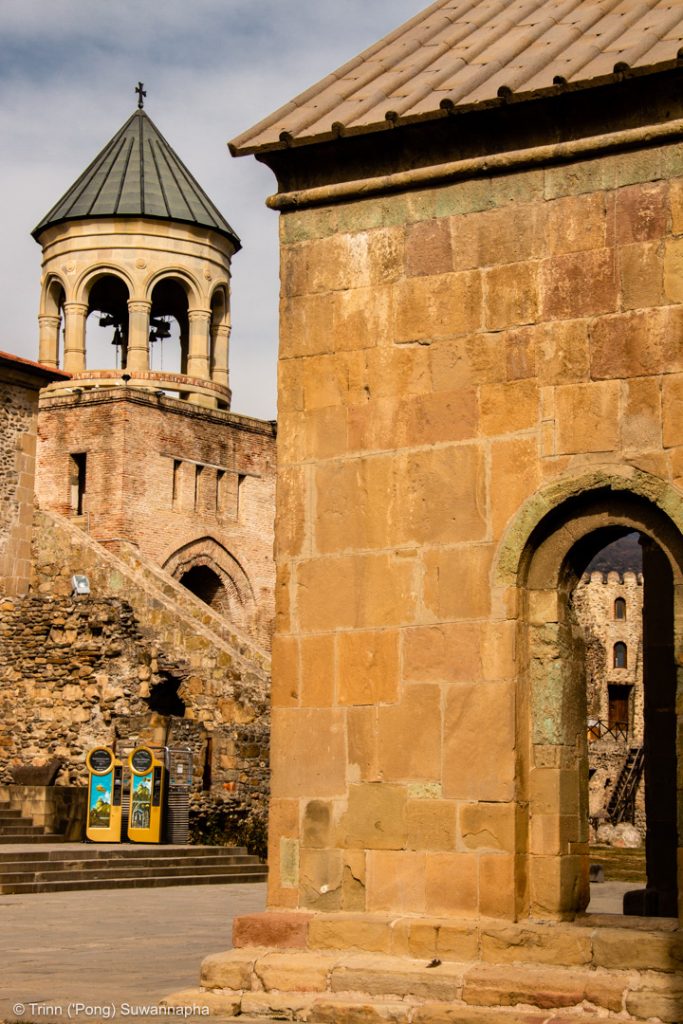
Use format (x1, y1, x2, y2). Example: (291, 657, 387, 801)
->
(0, 1, 422, 420)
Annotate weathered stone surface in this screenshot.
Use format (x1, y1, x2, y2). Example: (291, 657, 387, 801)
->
(366, 850, 427, 912)
(442, 682, 515, 801)
(161, 988, 241, 1016)
(331, 954, 464, 1001)
(255, 951, 334, 992)
(462, 963, 626, 1011)
(232, 912, 313, 950)
(591, 927, 683, 971)
(271, 708, 346, 799)
(412, 1006, 548, 1024)
(240, 990, 316, 1018)
(308, 996, 410, 1023)
(554, 381, 619, 454)
(307, 914, 394, 953)
(340, 783, 407, 850)
(377, 685, 442, 782)
(480, 923, 591, 966)
(200, 949, 256, 990)
(338, 629, 400, 706)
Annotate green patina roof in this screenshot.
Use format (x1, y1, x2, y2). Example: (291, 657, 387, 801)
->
(33, 109, 240, 248)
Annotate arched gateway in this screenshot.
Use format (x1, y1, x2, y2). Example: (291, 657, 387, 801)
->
(498, 469, 683, 919)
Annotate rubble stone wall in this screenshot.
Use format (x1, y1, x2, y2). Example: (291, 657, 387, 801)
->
(0, 510, 270, 811)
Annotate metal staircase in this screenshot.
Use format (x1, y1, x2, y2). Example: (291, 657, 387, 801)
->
(606, 746, 644, 824)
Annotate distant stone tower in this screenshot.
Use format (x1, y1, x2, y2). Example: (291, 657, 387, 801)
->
(33, 92, 237, 409)
(32, 94, 275, 648)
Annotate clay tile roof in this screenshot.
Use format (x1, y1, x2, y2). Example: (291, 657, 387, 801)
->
(230, 0, 683, 156)
(34, 109, 240, 248)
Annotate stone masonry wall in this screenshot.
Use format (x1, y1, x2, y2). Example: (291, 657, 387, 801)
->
(0, 379, 39, 596)
(4, 509, 271, 806)
(270, 137, 683, 919)
(36, 389, 276, 647)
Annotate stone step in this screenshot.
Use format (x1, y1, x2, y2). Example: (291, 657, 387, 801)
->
(0, 844, 252, 862)
(0, 870, 267, 895)
(590, 845, 646, 882)
(0, 823, 49, 834)
(163, 946, 683, 1023)
(0, 860, 266, 884)
(0, 851, 255, 868)
(0, 832, 68, 844)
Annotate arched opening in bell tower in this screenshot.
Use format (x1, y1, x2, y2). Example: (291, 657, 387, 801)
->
(149, 277, 189, 377)
(85, 274, 131, 370)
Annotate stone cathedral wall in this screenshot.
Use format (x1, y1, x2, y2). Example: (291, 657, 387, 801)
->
(270, 138, 683, 919)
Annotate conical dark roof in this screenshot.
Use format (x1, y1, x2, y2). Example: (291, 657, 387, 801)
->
(33, 109, 240, 248)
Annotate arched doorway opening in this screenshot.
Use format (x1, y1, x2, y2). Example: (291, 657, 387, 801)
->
(86, 275, 130, 369)
(515, 484, 681, 921)
(179, 564, 230, 616)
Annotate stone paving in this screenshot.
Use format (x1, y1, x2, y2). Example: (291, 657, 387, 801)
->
(0, 881, 266, 1023)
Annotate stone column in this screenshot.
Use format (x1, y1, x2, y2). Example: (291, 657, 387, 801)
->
(127, 300, 151, 372)
(62, 302, 88, 373)
(211, 322, 231, 390)
(187, 309, 211, 380)
(38, 314, 61, 368)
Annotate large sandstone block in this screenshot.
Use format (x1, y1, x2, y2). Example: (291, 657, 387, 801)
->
(479, 922, 591, 966)
(425, 851, 479, 916)
(401, 445, 487, 546)
(200, 949, 257, 990)
(403, 622, 482, 684)
(540, 248, 617, 320)
(543, 192, 609, 255)
(255, 951, 335, 992)
(299, 633, 335, 707)
(338, 629, 400, 706)
(479, 380, 538, 436)
(233, 911, 312, 950)
(296, 554, 417, 632)
(484, 263, 538, 331)
(330, 954, 464, 1001)
(339, 783, 407, 850)
(459, 802, 516, 853)
(462, 962, 626, 1012)
(393, 271, 483, 343)
(377, 684, 442, 782)
(423, 545, 493, 621)
(271, 708, 346, 799)
(308, 995, 410, 1023)
(406, 799, 457, 851)
(442, 681, 515, 801)
(366, 850, 427, 912)
(534, 319, 590, 385)
(307, 913, 394, 953)
(590, 307, 683, 379)
(554, 381, 619, 454)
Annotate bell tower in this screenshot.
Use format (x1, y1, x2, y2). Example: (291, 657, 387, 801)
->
(32, 92, 276, 649)
(33, 88, 239, 410)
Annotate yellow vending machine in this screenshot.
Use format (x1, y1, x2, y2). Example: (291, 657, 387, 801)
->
(127, 746, 165, 843)
(86, 747, 123, 842)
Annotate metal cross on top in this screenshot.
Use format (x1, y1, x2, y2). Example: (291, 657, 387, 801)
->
(135, 82, 146, 109)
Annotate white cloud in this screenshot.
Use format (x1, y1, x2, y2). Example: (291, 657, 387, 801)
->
(0, 0, 420, 419)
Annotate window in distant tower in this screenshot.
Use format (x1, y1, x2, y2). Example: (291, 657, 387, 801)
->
(614, 597, 626, 619)
(613, 641, 627, 669)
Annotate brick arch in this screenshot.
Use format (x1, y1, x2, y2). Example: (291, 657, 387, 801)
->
(503, 477, 683, 922)
(163, 537, 255, 633)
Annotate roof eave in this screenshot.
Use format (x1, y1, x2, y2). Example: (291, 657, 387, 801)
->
(230, 58, 682, 160)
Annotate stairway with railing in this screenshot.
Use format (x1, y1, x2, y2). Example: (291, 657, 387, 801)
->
(606, 746, 644, 824)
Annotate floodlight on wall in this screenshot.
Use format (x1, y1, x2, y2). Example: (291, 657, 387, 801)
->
(71, 575, 91, 596)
